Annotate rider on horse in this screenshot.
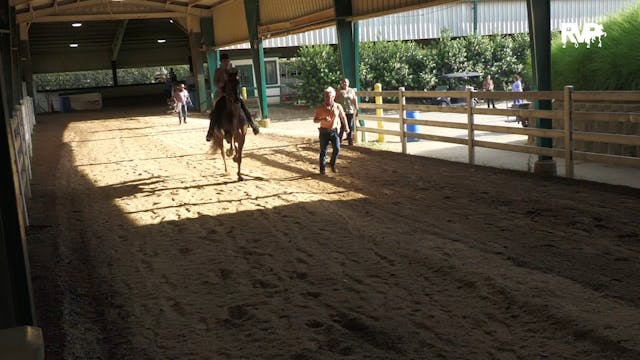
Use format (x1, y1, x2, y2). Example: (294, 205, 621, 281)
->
(206, 54, 259, 141)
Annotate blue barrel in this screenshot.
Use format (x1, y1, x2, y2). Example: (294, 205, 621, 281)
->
(405, 110, 420, 142)
(60, 96, 71, 112)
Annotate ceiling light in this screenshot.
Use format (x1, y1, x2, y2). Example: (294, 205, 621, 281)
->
(72, 23, 82, 27)
(69, 43, 79, 48)
(157, 39, 166, 43)
(169, 19, 174, 23)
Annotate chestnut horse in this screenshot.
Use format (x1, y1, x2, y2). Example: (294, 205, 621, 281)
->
(207, 69, 248, 181)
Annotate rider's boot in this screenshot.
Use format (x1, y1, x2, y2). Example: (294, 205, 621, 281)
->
(240, 99, 259, 135)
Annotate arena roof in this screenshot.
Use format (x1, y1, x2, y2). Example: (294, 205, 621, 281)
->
(14, 0, 458, 72)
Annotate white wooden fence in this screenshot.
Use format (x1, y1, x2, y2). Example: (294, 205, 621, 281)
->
(356, 86, 640, 178)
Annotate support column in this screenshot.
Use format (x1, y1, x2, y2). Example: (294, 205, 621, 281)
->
(334, 0, 360, 89)
(200, 17, 216, 107)
(111, 61, 118, 87)
(244, 0, 268, 119)
(18, 23, 33, 97)
(188, 16, 207, 112)
(526, 0, 555, 175)
(10, 7, 20, 103)
(111, 20, 128, 87)
(473, 0, 479, 34)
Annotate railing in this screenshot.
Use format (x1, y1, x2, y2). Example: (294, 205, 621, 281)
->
(8, 96, 36, 225)
(356, 86, 640, 178)
(241, 84, 298, 104)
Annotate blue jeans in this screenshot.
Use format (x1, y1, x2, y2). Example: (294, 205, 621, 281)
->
(319, 128, 340, 171)
(178, 103, 187, 123)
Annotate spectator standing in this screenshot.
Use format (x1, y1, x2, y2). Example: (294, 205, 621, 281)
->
(512, 74, 523, 104)
(168, 68, 177, 83)
(174, 83, 192, 124)
(313, 87, 349, 174)
(482, 75, 496, 109)
(336, 78, 359, 145)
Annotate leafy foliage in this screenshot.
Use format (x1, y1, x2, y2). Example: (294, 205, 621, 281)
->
(484, 34, 530, 91)
(34, 70, 113, 91)
(551, 4, 640, 90)
(34, 64, 191, 91)
(292, 30, 531, 101)
(360, 40, 435, 91)
(431, 29, 468, 76)
(290, 45, 342, 105)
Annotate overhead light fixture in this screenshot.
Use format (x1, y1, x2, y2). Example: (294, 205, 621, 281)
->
(72, 23, 82, 27)
(169, 19, 174, 23)
(69, 43, 79, 48)
(157, 39, 166, 43)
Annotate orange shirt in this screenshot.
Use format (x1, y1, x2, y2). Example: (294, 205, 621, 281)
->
(314, 103, 346, 130)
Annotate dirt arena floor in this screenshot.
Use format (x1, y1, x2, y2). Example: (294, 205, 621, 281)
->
(26, 100, 640, 359)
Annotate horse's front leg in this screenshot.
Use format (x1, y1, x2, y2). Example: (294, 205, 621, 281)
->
(226, 142, 234, 158)
(235, 131, 245, 181)
(213, 131, 228, 174)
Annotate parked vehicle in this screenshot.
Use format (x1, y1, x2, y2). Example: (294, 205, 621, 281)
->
(430, 72, 482, 107)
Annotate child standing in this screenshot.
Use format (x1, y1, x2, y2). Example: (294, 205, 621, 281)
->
(174, 83, 192, 124)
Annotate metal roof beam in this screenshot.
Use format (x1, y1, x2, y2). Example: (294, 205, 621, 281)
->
(16, 0, 209, 23)
(258, 8, 334, 38)
(26, 12, 187, 23)
(16, 0, 106, 24)
(125, 0, 209, 16)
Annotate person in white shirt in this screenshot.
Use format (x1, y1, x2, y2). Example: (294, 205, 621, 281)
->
(174, 83, 192, 124)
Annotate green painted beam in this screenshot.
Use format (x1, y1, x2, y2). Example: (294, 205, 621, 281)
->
(334, 0, 360, 89)
(244, 0, 268, 118)
(188, 28, 208, 112)
(526, 0, 553, 160)
(201, 17, 216, 107)
(473, 0, 478, 34)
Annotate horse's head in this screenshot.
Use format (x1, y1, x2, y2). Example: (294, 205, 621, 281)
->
(225, 69, 241, 102)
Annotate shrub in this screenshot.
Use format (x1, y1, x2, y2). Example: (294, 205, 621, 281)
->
(291, 45, 342, 105)
(552, 4, 640, 90)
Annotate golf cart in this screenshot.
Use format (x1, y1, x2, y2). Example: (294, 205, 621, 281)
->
(431, 71, 482, 107)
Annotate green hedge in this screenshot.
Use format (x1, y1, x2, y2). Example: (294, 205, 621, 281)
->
(551, 4, 640, 90)
(293, 31, 532, 105)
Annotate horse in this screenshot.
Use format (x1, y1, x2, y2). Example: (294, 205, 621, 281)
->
(207, 69, 248, 181)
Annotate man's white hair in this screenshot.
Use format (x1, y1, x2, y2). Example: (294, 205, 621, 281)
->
(324, 86, 336, 95)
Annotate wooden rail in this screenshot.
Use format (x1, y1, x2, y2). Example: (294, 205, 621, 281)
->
(355, 86, 640, 178)
(8, 97, 35, 226)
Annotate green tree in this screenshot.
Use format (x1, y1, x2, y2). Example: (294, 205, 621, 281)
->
(431, 29, 468, 77)
(360, 40, 434, 91)
(486, 34, 528, 91)
(34, 70, 113, 91)
(461, 33, 493, 75)
(292, 45, 342, 105)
